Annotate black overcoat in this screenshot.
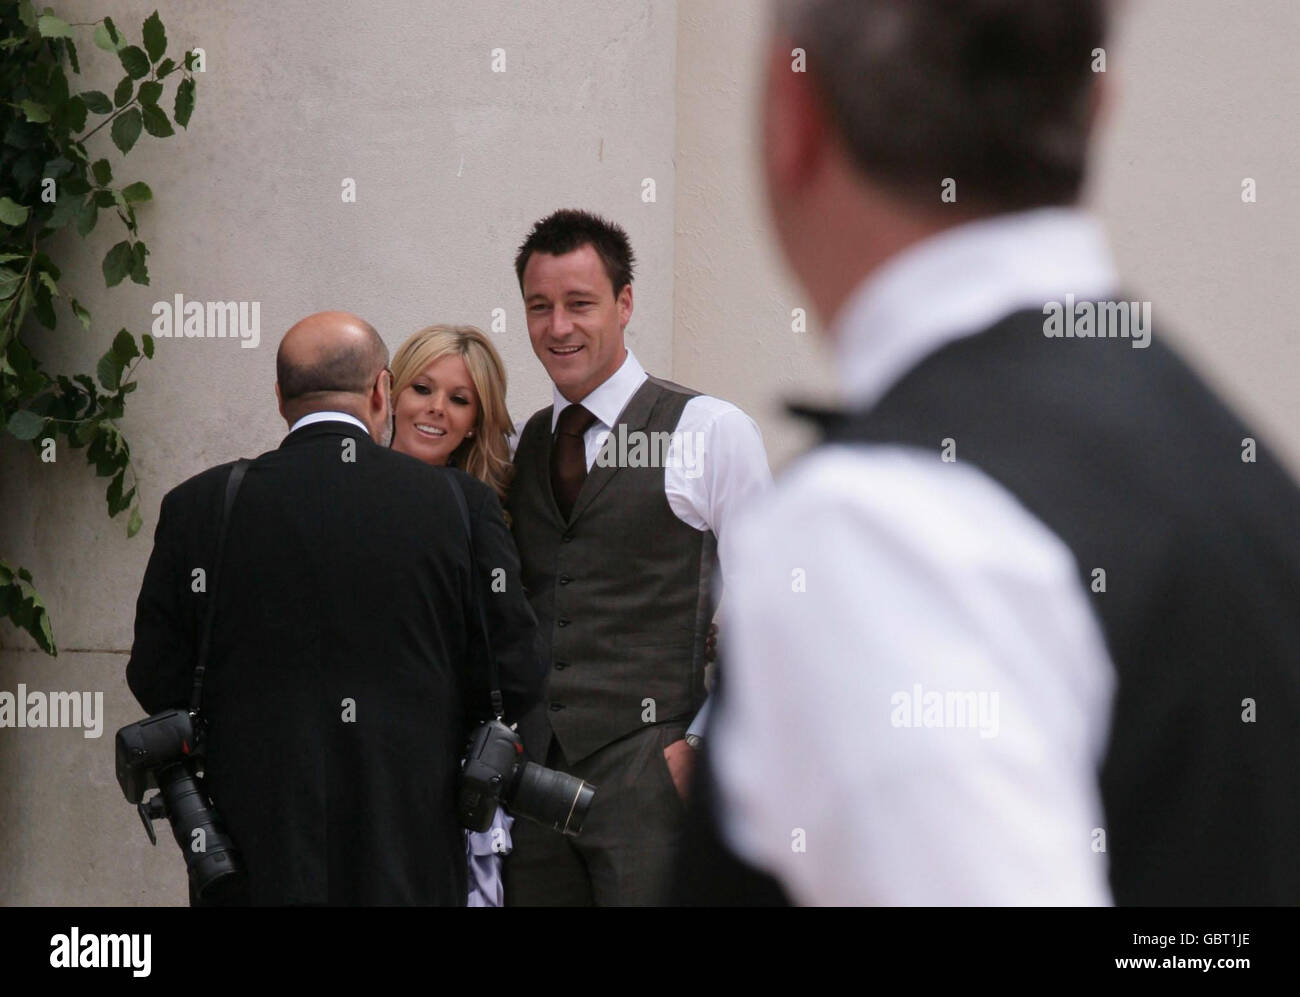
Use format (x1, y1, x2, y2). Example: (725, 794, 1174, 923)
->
(126, 419, 543, 904)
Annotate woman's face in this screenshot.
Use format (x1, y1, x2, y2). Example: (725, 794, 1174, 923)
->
(391, 353, 480, 466)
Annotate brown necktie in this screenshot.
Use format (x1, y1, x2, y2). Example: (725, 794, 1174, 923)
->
(551, 403, 597, 520)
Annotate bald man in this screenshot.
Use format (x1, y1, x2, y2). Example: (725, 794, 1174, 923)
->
(126, 311, 544, 905)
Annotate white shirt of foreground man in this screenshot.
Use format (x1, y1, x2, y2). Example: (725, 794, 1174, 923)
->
(711, 207, 1119, 905)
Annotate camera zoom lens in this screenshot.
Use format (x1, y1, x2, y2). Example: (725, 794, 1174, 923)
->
(511, 762, 596, 836)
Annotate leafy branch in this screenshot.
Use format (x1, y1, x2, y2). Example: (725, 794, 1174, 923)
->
(1, 3, 198, 654)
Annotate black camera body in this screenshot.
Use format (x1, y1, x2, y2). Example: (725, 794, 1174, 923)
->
(115, 708, 245, 903)
(459, 719, 595, 837)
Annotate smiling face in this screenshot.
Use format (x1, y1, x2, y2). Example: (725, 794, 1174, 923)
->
(522, 243, 631, 403)
(390, 352, 479, 466)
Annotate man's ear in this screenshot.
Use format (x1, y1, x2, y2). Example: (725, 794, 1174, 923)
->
(617, 282, 633, 330)
(1085, 68, 1110, 140)
(275, 381, 285, 421)
(763, 34, 827, 197)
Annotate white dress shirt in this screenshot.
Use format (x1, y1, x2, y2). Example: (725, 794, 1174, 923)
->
(288, 410, 370, 435)
(513, 349, 774, 735)
(711, 208, 1120, 905)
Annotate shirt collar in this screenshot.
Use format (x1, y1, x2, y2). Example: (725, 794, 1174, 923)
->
(832, 206, 1120, 410)
(288, 410, 370, 436)
(550, 348, 648, 432)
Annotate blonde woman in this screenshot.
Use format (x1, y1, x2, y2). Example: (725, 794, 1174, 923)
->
(388, 324, 534, 907)
(389, 324, 515, 501)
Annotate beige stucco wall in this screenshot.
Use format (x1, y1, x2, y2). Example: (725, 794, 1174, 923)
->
(1, 0, 678, 905)
(3, 0, 1297, 905)
(674, 0, 1300, 475)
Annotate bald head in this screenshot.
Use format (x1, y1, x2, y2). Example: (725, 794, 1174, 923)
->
(276, 311, 389, 428)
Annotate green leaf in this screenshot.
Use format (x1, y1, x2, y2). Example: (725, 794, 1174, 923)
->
(137, 80, 163, 106)
(96, 351, 123, 390)
(36, 606, 56, 654)
(129, 243, 150, 285)
(4, 119, 39, 149)
(5, 409, 44, 440)
(142, 332, 155, 358)
(45, 192, 83, 231)
(128, 505, 143, 537)
(64, 37, 80, 74)
(39, 271, 59, 298)
(156, 58, 176, 78)
(141, 104, 173, 137)
(102, 240, 133, 287)
(121, 181, 152, 203)
(49, 66, 71, 104)
(143, 11, 167, 63)
(112, 329, 140, 362)
(13, 282, 34, 330)
(81, 90, 112, 114)
(71, 298, 92, 329)
(75, 198, 98, 236)
(119, 46, 150, 80)
(0, 268, 23, 299)
(111, 108, 143, 154)
(107, 469, 124, 510)
(94, 20, 126, 52)
(37, 14, 73, 38)
(93, 189, 115, 208)
(34, 282, 56, 328)
(92, 158, 112, 185)
(17, 2, 36, 28)
(20, 100, 50, 124)
(0, 197, 30, 226)
(54, 96, 87, 134)
(174, 77, 196, 128)
(33, 254, 57, 281)
(113, 75, 134, 108)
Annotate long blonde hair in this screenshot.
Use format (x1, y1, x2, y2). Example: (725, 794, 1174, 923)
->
(390, 324, 514, 500)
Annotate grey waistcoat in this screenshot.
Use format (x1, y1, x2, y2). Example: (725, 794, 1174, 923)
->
(506, 374, 717, 763)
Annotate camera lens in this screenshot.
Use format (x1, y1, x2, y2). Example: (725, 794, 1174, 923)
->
(510, 762, 596, 836)
(156, 764, 246, 900)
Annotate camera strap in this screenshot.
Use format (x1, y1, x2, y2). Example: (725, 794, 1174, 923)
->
(444, 473, 505, 721)
(189, 458, 251, 717)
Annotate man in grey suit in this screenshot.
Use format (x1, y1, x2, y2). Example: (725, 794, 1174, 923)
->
(503, 210, 771, 905)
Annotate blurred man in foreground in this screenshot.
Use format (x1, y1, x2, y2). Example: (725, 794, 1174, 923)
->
(676, 0, 1300, 905)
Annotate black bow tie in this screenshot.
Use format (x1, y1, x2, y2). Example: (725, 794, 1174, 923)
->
(785, 400, 849, 431)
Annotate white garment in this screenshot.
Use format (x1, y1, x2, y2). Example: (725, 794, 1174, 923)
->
(287, 410, 370, 435)
(466, 807, 514, 907)
(711, 207, 1120, 905)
